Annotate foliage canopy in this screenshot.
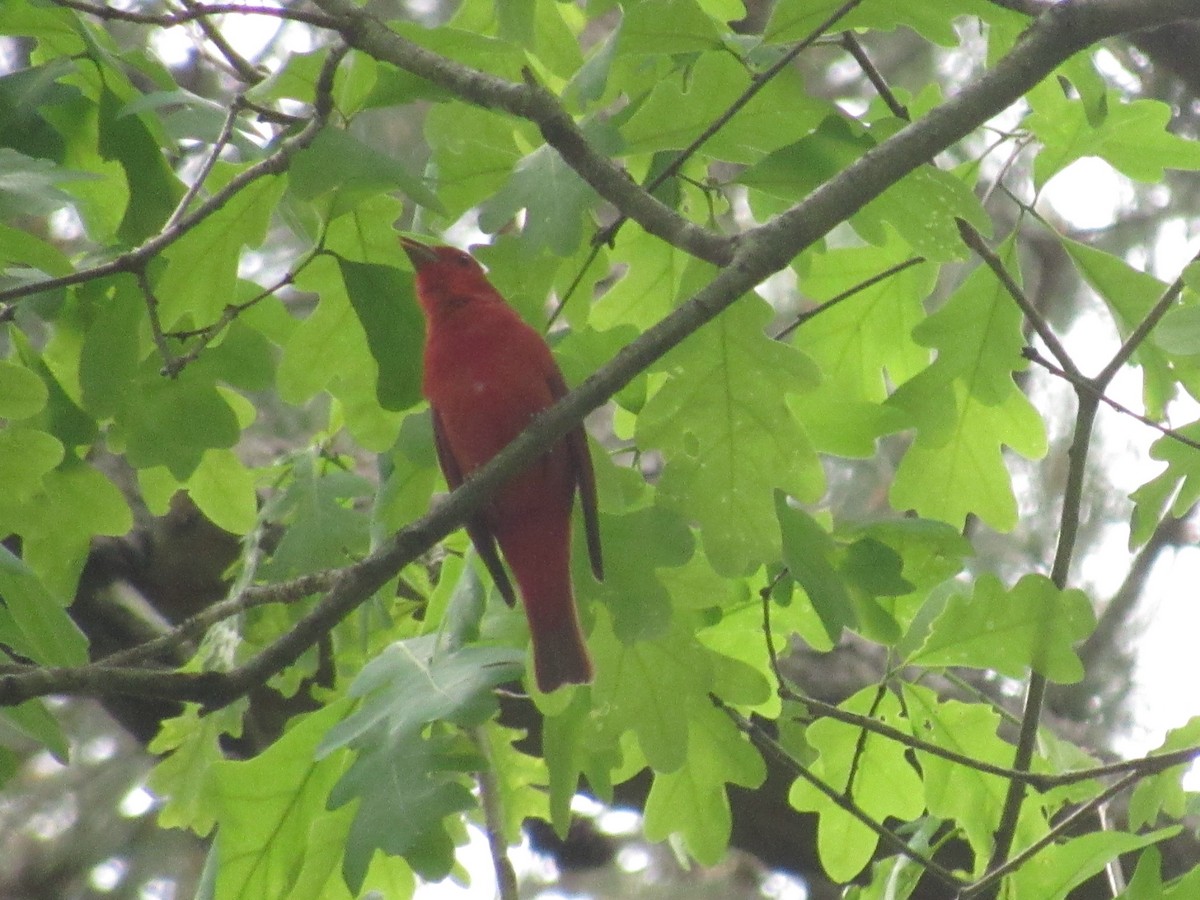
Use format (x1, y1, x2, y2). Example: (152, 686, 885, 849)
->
(3, 0, 1200, 897)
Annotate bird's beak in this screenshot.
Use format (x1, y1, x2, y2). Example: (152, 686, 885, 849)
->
(400, 236, 437, 270)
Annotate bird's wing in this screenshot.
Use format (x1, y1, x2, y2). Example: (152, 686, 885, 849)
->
(547, 368, 603, 582)
(431, 407, 517, 607)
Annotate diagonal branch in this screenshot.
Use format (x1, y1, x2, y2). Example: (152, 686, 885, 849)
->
(309, 0, 733, 266)
(51, 0, 341, 30)
(0, 44, 348, 308)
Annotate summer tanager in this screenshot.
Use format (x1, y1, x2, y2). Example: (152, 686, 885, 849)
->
(401, 237, 603, 692)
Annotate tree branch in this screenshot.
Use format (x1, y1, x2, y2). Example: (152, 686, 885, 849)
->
(0, 44, 347, 307)
(725, 704, 970, 890)
(308, 0, 734, 266)
(51, 0, 341, 30)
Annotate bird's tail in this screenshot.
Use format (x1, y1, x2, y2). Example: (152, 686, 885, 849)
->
(496, 518, 593, 692)
(530, 604, 593, 693)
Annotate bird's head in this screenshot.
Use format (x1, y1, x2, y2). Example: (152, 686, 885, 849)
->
(400, 236, 497, 318)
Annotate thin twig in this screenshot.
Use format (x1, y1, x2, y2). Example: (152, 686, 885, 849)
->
(773, 255, 926, 341)
(97, 568, 340, 668)
(177, 0, 266, 83)
(724, 703, 969, 891)
(981, 238, 1200, 897)
(1024, 346, 1200, 453)
(51, 0, 341, 30)
(965, 771, 1141, 897)
(163, 93, 246, 232)
(841, 32, 909, 120)
(593, 0, 868, 250)
(1096, 243, 1200, 387)
(162, 243, 322, 376)
(0, 44, 347, 308)
(473, 728, 519, 900)
(957, 218, 1081, 379)
(137, 268, 180, 372)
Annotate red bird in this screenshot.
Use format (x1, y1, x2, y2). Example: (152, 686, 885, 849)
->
(401, 236, 603, 692)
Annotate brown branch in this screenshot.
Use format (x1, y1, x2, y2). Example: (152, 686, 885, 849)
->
(0, 44, 346, 308)
(1024, 346, 1200, 453)
(309, 0, 732, 266)
(965, 771, 1142, 897)
(178, 0, 268, 84)
(773, 256, 926, 341)
(51, 0, 341, 30)
(725, 703, 970, 890)
(958, 219, 1082, 379)
(841, 32, 910, 120)
(592, 0, 868, 249)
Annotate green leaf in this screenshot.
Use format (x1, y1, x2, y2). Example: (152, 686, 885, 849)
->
(776, 495, 854, 642)
(478, 124, 615, 255)
(335, 730, 475, 889)
(1, 699, 68, 762)
(0, 542, 87, 666)
(642, 703, 765, 864)
(290, 128, 440, 217)
(1130, 422, 1200, 548)
(209, 702, 355, 900)
(764, 0, 858, 43)
(589, 227, 688, 330)
(858, 164, 989, 260)
(1029, 92, 1200, 186)
(14, 332, 98, 448)
(616, 0, 723, 55)
(637, 296, 823, 575)
(0, 426, 63, 502)
(912, 239, 1027, 403)
(1152, 304, 1200, 356)
(324, 638, 522, 888)
(1063, 238, 1174, 416)
(903, 684, 1014, 864)
(424, 103, 523, 219)
(154, 166, 284, 328)
(622, 52, 826, 162)
(737, 117, 870, 209)
(186, 448, 257, 535)
(1007, 828, 1177, 900)
(279, 254, 407, 450)
(0, 360, 47, 418)
(337, 255, 425, 412)
(765, 0, 1011, 45)
(148, 702, 250, 836)
(116, 365, 241, 480)
(258, 453, 372, 580)
(588, 610, 714, 774)
(0, 146, 93, 217)
(794, 238, 933, 403)
(477, 722, 551, 843)
(1128, 717, 1200, 830)
(889, 373, 1046, 531)
(592, 505, 694, 644)
(788, 688, 925, 882)
(910, 573, 1096, 683)
(0, 222, 72, 276)
(79, 274, 144, 418)
(97, 87, 184, 243)
(318, 637, 523, 756)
